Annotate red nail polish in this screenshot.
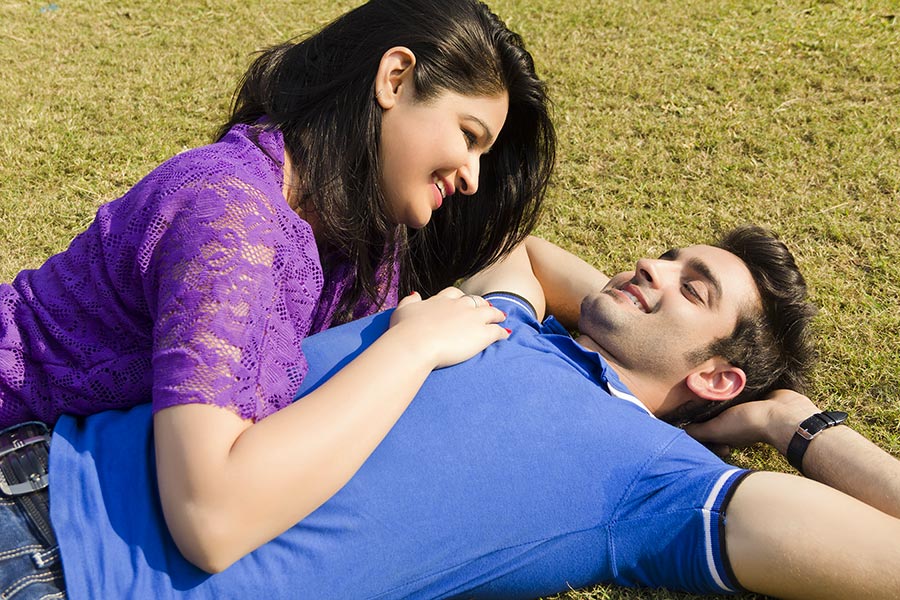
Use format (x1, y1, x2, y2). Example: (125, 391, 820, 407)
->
(487, 301, 493, 307)
(408, 291, 417, 296)
(504, 328, 512, 334)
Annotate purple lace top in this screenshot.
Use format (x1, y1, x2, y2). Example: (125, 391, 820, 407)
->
(0, 124, 398, 427)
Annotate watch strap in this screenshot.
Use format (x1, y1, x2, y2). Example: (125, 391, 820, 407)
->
(786, 411, 848, 474)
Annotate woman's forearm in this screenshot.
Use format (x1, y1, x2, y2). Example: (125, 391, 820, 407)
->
(154, 291, 507, 572)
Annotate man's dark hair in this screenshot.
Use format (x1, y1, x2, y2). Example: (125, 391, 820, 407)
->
(687, 225, 817, 423)
(219, 0, 554, 322)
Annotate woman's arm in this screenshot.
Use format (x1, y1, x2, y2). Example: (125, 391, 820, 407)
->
(155, 288, 507, 573)
(147, 179, 509, 572)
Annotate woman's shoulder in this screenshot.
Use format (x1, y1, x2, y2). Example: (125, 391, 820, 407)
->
(92, 123, 315, 274)
(150, 124, 284, 195)
(115, 124, 299, 230)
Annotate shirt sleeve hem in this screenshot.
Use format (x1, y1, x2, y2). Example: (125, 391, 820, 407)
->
(707, 468, 753, 594)
(481, 292, 538, 319)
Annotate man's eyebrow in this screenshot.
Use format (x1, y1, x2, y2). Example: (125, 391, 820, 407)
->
(659, 248, 679, 261)
(659, 248, 723, 305)
(462, 115, 496, 147)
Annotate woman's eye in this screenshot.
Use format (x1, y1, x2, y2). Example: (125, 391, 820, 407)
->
(463, 129, 478, 149)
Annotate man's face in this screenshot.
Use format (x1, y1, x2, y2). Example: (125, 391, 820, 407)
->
(578, 244, 760, 382)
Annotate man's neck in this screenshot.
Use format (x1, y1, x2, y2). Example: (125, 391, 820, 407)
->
(573, 334, 667, 416)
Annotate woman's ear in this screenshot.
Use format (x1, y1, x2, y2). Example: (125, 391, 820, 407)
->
(374, 46, 416, 110)
(685, 357, 746, 402)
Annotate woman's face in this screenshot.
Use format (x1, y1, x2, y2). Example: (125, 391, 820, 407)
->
(378, 88, 509, 229)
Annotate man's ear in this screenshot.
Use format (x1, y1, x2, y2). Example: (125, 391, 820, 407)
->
(685, 357, 746, 402)
(374, 46, 416, 110)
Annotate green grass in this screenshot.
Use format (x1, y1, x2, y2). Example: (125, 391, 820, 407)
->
(1, 1, 898, 599)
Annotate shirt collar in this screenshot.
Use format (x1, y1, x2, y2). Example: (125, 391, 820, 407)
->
(541, 316, 654, 417)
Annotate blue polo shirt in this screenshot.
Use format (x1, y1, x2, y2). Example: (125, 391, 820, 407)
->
(51, 293, 748, 599)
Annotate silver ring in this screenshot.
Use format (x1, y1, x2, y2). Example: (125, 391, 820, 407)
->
(466, 295, 479, 308)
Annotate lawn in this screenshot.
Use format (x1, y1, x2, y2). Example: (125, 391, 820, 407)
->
(1, 1, 898, 599)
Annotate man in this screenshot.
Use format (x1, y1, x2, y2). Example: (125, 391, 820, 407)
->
(49, 226, 900, 599)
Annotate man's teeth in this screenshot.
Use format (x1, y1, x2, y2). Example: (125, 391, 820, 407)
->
(435, 180, 445, 197)
(622, 290, 644, 311)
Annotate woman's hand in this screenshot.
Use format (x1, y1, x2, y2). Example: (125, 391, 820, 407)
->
(388, 287, 510, 369)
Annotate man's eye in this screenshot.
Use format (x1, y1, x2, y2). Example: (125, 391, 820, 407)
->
(683, 282, 704, 303)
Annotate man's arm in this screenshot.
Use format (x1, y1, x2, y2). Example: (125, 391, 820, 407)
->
(688, 391, 900, 598)
(687, 389, 900, 517)
(460, 237, 547, 319)
(725, 471, 900, 599)
(461, 236, 609, 327)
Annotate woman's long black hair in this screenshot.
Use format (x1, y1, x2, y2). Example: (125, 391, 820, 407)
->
(219, 0, 555, 319)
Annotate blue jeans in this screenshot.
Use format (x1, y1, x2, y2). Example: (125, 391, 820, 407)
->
(0, 467, 66, 599)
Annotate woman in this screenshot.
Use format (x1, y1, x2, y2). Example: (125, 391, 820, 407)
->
(0, 0, 555, 590)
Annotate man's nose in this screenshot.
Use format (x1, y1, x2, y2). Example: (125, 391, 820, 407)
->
(634, 258, 676, 288)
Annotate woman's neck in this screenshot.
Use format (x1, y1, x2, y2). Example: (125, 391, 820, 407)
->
(282, 150, 322, 239)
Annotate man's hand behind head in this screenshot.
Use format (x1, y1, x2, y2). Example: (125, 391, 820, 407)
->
(685, 389, 821, 457)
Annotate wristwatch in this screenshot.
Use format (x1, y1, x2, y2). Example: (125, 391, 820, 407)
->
(786, 411, 848, 474)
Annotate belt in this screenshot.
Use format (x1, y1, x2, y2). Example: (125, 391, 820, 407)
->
(0, 421, 56, 546)
(0, 421, 50, 496)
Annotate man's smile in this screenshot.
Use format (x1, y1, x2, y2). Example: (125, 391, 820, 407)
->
(617, 283, 650, 313)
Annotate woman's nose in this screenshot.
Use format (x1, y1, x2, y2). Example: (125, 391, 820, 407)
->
(456, 156, 480, 196)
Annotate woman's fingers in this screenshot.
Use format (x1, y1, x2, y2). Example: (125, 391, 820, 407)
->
(396, 291, 422, 309)
(388, 287, 510, 369)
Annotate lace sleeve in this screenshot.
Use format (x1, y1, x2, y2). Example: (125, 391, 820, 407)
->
(147, 175, 321, 421)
